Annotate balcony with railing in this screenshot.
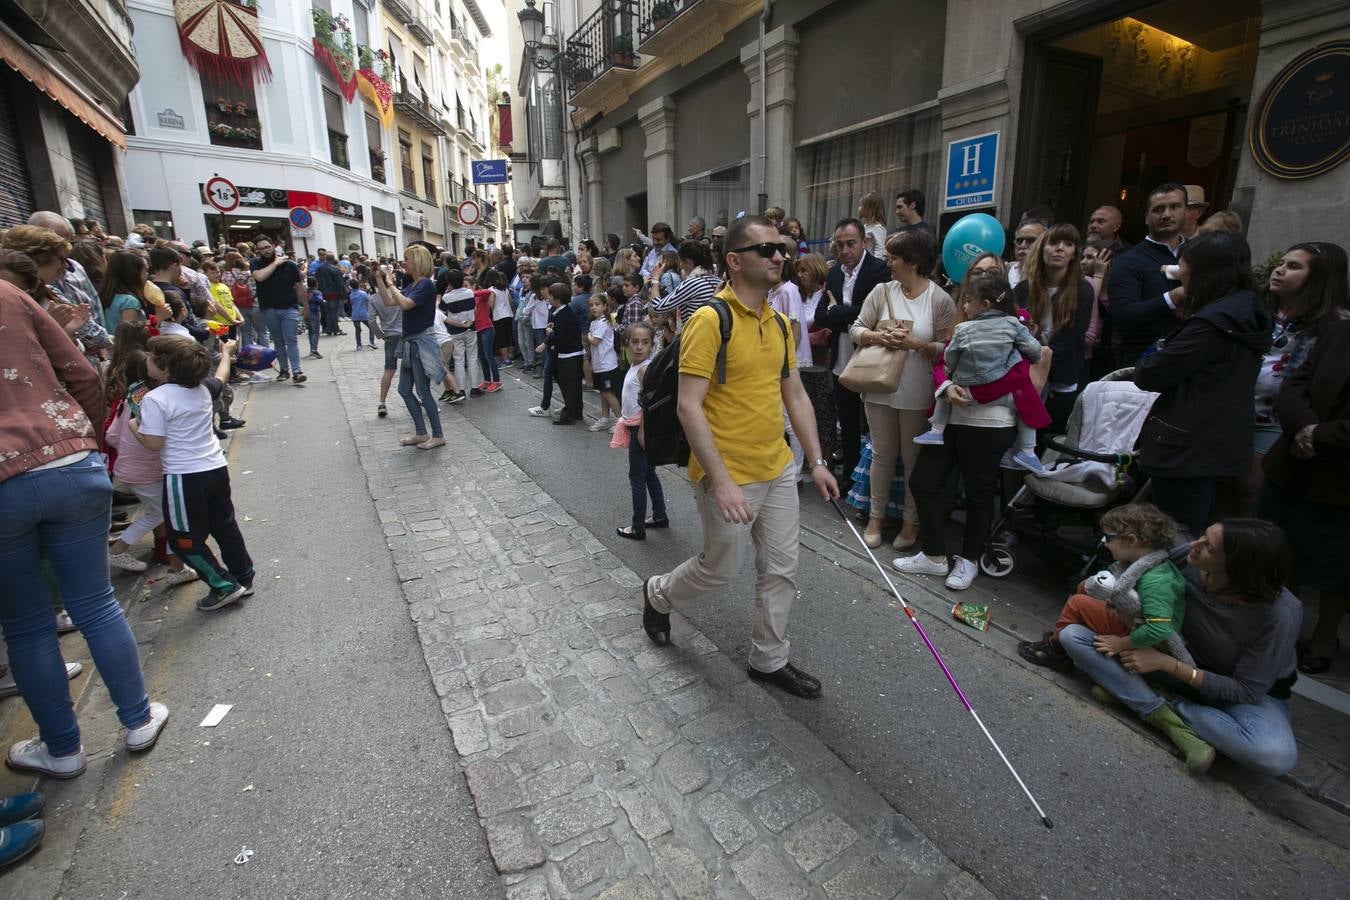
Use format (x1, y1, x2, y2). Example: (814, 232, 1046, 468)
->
(564, 1, 641, 108)
(407, 0, 435, 45)
(382, 0, 414, 25)
(392, 70, 446, 135)
(635, 0, 746, 57)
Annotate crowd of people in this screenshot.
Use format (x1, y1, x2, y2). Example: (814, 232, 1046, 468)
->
(0, 180, 1345, 862)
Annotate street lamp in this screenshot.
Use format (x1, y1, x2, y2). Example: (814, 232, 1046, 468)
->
(518, 0, 559, 70)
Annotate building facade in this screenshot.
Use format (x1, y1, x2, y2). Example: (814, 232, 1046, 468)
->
(519, 0, 1348, 260)
(0, 0, 138, 232)
(122, 0, 508, 259)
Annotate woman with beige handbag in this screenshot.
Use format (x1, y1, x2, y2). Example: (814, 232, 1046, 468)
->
(847, 230, 955, 549)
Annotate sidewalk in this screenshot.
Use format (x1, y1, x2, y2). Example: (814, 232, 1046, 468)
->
(334, 353, 992, 899)
(496, 361, 1350, 853)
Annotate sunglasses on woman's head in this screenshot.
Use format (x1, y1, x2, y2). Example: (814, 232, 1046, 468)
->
(727, 242, 784, 259)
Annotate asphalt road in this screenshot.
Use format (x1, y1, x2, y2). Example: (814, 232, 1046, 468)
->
(446, 363, 1349, 900)
(49, 352, 502, 899)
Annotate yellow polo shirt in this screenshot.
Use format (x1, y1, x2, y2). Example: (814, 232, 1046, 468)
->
(679, 284, 796, 485)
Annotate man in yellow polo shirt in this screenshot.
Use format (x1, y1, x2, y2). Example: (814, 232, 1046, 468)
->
(642, 216, 839, 698)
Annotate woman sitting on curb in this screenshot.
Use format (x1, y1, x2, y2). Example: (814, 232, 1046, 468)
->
(1059, 518, 1299, 778)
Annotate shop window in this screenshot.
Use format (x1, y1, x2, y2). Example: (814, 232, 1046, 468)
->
(374, 231, 397, 261)
(677, 163, 749, 240)
(421, 142, 436, 201)
(324, 87, 349, 169)
(133, 209, 175, 241)
(203, 71, 262, 150)
(795, 109, 941, 249)
(334, 223, 364, 256)
(399, 130, 415, 192)
(366, 112, 385, 183)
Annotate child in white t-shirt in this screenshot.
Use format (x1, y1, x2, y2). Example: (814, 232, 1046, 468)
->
(585, 293, 620, 432)
(130, 335, 254, 612)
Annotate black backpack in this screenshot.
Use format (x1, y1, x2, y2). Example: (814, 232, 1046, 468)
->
(639, 299, 789, 467)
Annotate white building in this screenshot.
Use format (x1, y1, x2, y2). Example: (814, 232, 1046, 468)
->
(123, 0, 510, 259)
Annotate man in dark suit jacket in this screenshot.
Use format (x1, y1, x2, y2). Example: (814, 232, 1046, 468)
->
(1105, 183, 1187, 363)
(813, 218, 891, 487)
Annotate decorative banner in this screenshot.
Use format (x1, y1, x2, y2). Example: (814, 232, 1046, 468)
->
(313, 39, 358, 102)
(174, 0, 271, 87)
(357, 69, 394, 128)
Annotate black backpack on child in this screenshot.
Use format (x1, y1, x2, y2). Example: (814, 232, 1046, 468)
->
(638, 299, 789, 467)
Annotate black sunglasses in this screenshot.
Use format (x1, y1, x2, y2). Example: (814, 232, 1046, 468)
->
(727, 242, 784, 259)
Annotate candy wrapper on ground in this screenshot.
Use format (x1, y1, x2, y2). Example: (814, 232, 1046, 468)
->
(952, 602, 990, 632)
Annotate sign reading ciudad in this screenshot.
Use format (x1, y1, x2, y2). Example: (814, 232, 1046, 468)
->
(943, 132, 999, 211)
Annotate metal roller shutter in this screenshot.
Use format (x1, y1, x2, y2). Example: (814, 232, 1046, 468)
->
(66, 120, 107, 227)
(0, 79, 34, 229)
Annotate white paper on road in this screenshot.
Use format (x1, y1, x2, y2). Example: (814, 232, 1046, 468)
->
(200, 704, 233, 727)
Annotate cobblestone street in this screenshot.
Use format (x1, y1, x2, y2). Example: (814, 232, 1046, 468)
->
(333, 351, 991, 899)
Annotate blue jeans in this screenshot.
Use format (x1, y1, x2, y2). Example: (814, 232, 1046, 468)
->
(1059, 624, 1299, 776)
(398, 331, 444, 438)
(628, 426, 667, 531)
(518, 319, 536, 367)
(264, 307, 302, 375)
(0, 455, 151, 755)
(307, 311, 322, 354)
(478, 328, 499, 383)
(240, 305, 269, 347)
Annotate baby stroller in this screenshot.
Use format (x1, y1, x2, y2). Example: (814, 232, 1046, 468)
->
(979, 368, 1158, 582)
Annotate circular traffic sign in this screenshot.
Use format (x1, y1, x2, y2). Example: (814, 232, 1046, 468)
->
(457, 199, 481, 226)
(203, 176, 239, 213)
(288, 206, 314, 228)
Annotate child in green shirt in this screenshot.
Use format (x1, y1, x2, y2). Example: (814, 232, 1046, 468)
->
(1019, 503, 1190, 672)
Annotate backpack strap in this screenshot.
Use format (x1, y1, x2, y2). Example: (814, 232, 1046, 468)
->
(770, 311, 790, 379)
(709, 299, 733, 385)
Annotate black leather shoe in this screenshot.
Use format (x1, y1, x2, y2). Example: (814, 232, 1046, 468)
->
(642, 578, 670, 646)
(219, 417, 246, 430)
(616, 526, 645, 541)
(748, 662, 822, 698)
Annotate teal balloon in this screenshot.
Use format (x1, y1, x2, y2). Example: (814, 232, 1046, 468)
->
(942, 213, 1006, 283)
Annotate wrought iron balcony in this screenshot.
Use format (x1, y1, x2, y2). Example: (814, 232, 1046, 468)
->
(382, 0, 414, 26)
(407, 1, 435, 45)
(635, 0, 739, 58)
(563, 1, 640, 106)
(394, 84, 447, 135)
(451, 23, 478, 60)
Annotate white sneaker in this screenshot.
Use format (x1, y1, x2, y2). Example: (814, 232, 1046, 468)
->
(944, 556, 978, 591)
(588, 417, 611, 432)
(55, 610, 77, 633)
(893, 553, 949, 576)
(125, 702, 169, 752)
(6, 737, 86, 779)
(527, 406, 549, 417)
(0, 662, 82, 698)
(109, 551, 148, 573)
(164, 567, 199, 586)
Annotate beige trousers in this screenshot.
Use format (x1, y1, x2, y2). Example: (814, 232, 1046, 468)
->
(864, 403, 930, 523)
(649, 464, 799, 672)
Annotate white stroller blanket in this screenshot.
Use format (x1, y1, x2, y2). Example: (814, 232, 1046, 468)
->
(1036, 379, 1158, 490)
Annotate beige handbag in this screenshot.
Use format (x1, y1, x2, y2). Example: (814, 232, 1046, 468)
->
(838, 285, 914, 394)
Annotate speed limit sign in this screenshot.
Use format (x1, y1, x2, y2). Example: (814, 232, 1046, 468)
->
(204, 176, 240, 213)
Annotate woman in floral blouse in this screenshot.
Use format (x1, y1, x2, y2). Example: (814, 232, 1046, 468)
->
(0, 280, 169, 780)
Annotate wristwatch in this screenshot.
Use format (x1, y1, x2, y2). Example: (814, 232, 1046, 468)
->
(810, 458, 829, 470)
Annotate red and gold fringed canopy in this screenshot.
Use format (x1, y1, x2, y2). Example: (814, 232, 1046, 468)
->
(174, 0, 271, 86)
(357, 70, 394, 128)
(314, 40, 358, 102)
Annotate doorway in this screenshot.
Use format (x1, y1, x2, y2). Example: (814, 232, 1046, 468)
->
(1015, 0, 1262, 241)
(625, 191, 649, 234)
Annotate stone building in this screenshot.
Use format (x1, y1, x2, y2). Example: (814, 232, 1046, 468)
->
(512, 0, 1349, 258)
(0, 0, 138, 232)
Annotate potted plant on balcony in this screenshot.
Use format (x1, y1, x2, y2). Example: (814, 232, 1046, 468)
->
(612, 33, 636, 68)
(649, 1, 677, 33)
